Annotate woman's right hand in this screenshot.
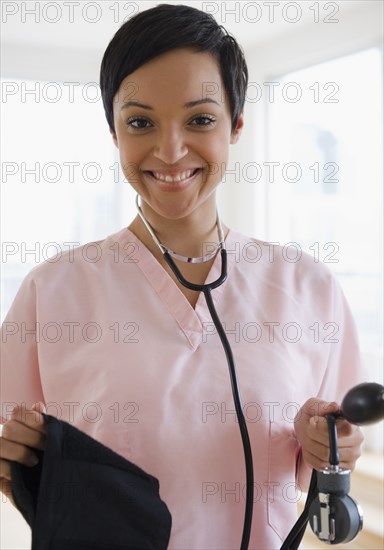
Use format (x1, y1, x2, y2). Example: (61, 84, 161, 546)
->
(0, 402, 47, 505)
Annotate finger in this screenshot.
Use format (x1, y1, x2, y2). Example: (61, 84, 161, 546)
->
(338, 446, 362, 469)
(337, 425, 364, 466)
(0, 437, 39, 467)
(309, 426, 363, 470)
(307, 416, 332, 445)
(309, 417, 362, 444)
(32, 402, 47, 414)
(10, 405, 46, 435)
(0, 458, 12, 481)
(334, 418, 356, 438)
(309, 419, 362, 446)
(310, 400, 340, 420)
(1, 419, 46, 451)
(304, 438, 331, 465)
(304, 444, 361, 471)
(302, 449, 331, 471)
(296, 398, 340, 423)
(337, 431, 363, 448)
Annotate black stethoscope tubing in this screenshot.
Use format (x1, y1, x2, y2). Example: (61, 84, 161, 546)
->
(163, 248, 314, 550)
(163, 249, 254, 550)
(135, 195, 309, 549)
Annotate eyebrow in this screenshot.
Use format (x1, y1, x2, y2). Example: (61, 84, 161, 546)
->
(120, 98, 220, 112)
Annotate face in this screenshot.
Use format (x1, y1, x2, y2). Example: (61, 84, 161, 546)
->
(111, 48, 243, 222)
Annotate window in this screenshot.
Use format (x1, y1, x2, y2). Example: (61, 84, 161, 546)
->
(266, 48, 383, 381)
(1, 79, 136, 320)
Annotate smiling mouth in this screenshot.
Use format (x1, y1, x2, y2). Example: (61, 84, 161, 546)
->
(145, 168, 201, 183)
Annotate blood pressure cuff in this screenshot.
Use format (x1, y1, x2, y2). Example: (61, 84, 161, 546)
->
(10, 414, 172, 549)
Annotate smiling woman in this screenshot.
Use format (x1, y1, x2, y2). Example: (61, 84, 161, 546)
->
(111, 48, 242, 242)
(0, 4, 369, 550)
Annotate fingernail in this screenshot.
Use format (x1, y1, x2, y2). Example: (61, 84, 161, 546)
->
(28, 455, 39, 467)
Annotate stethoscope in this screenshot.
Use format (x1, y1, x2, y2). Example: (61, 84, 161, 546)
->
(135, 195, 384, 550)
(136, 194, 254, 549)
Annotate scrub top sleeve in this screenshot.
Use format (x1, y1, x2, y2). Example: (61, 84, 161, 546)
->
(296, 272, 368, 490)
(316, 274, 369, 403)
(0, 272, 45, 423)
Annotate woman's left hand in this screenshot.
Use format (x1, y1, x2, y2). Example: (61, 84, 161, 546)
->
(294, 398, 364, 471)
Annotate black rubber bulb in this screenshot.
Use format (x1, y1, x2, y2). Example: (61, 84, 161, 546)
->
(341, 382, 384, 425)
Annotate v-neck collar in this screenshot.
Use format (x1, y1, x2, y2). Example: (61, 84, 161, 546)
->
(124, 228, 237, 350)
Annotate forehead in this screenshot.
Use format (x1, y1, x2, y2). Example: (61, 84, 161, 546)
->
(114, 48, 226, 108)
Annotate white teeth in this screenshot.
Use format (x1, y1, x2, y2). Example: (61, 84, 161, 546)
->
(151, 169, 196, 182)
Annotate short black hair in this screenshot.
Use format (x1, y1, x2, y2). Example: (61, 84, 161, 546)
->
(100, 3, 248, 134)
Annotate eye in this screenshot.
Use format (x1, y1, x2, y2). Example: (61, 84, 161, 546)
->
(190, 114, 216, 127)
(125, 117, 153, 130)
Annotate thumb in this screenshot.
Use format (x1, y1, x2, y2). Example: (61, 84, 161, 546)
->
(297, 398, 340, 423)
(314, 400, 340, 419)
(32, 401, 47, 415)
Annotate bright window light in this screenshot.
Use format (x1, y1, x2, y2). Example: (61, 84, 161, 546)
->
(1, 79, 136, 320)
(267, 48, 383, 369)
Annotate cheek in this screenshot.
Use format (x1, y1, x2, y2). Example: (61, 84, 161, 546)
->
(204, 135, 230, 169)
(117, 137, 147, 170)
(116, 143, 142, 185)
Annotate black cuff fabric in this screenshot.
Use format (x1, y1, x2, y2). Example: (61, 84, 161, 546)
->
(11, 414, 172, 549)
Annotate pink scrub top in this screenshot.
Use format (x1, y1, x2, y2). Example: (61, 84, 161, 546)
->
(1, 227, 366, 549)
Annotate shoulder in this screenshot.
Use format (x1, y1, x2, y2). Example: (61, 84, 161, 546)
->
(18, 227, 135, 290)
(228, 229, 335, 279)
(226, 229, 341, 303)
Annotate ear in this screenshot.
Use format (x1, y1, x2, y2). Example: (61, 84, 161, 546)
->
(230, 112, 244, 144)
(110, 127, 118, 148)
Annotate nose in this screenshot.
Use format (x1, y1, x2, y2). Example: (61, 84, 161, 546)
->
(152, 124, 188, 165)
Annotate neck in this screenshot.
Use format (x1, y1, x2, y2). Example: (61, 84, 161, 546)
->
(129, 195, 227, 259)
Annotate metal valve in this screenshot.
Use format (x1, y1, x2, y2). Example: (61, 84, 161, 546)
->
(309, 415, 363, 544)
(311, 492, 335, 542)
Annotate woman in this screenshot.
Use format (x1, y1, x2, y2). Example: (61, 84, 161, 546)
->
(0, 4, 365, 549)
